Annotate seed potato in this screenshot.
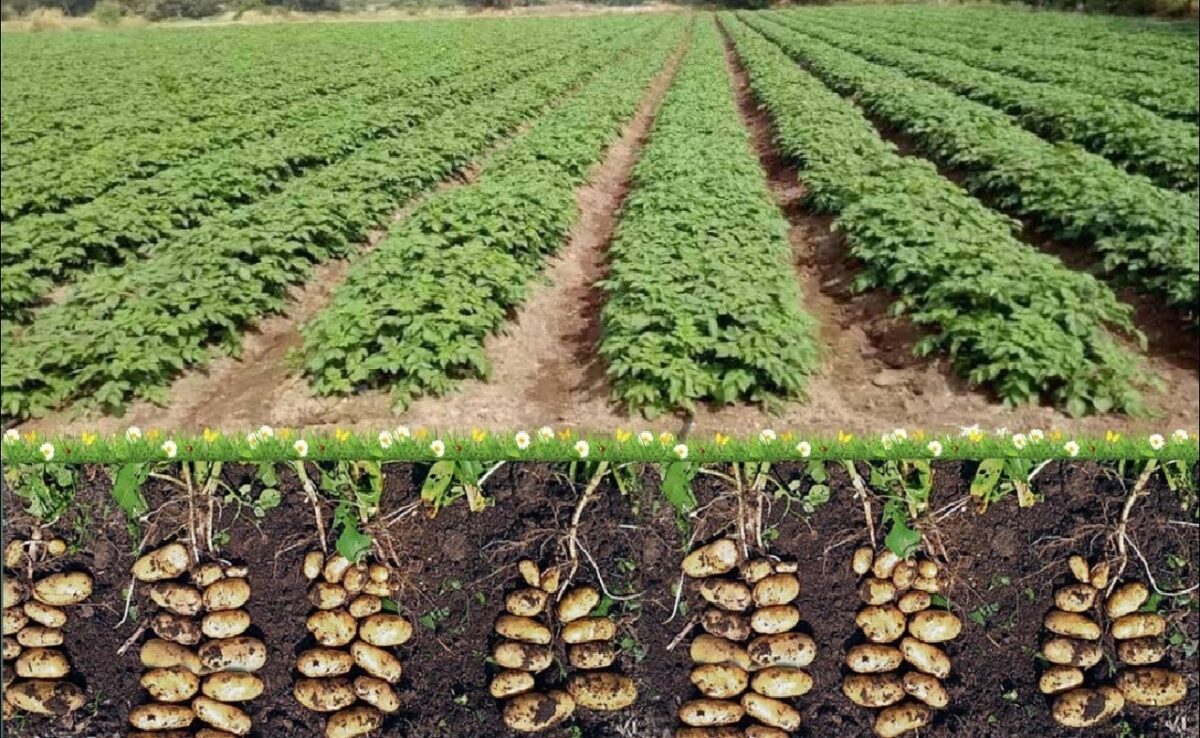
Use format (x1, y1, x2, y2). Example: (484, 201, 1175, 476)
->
(843, 674, 906, 708)
(128, 703, 195, 730)
(1115, 667, 1188, 707)
(1052, 686, 1124, 728)
(494, 640, 553, 672)
(856, 606, 907, 643)
(690, 663, 749, 699)
(351, 640, 402, 683)
(203, 671, 264, 702)
(750, 666, 813, 698)
(293, 677, 356, 712)
(747, 632, 816, 669)
(1112, 613, 1166, 640)
(902, 672, 949, 708)
(859, 578, 897, 606)
(699, 578, 753, 612)
(1041, 637, 1103, 668)
(750, 605, 800, 635)
(908, 610, 962, 643)
(557, 586, 600, 622)
(141, 667, 200, 702)
(702, 608, 752, 641)
(296, 647, 354, 677)
(503, 690, 575, 732)
(846, 644, 903, 674)
(325, 705, 383, 738)
(4, 679, 85, 715)
(203, 609, 252, 640)
(133, 543, 191, 582)
(32, 571, 93, 606)
(198, 636, 267, 673)
(1038, 665, 1084, 695)
(742, 692, 801, 731)
(875, 701, 932, 738)
(150, 582, 203, 616)
(752, 574, 800, 608)
(489, 669, 536, 699)
(1043, 610, 1101, 640)
(203, 578, 251, 612)
(678, 698, 744, 727)
(852, 547, 874, 576)
(563, 616, 617, 645)
(506, 588, 549, 618)
(568, 672, 637, 711)
(354, 675, 401, 713)
(1116, 637, 1166, 665)
(141, 638, 202, 674)
(23, 600, 67, 629)
(900, 637, 951, 678)
(682, 539, 740, 579)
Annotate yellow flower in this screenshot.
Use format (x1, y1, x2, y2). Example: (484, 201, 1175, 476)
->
(1105, 430, 1121, 444)
(615, 428, 632, 443)
(912, 429, 926, 441)
(558, 429, 573, 441)
(968, 430, 984, 444)
(837, 430, 853, 444)
(414, 428, 429, 440)
(471, 428, 487, 443)
(335, 428, 350, 443)
(147, 429, 161, 441)
(81, 431, 97, 447)
(203, 428, 220, 443)
(23, 431, 38, 443)
(1049, 430, 1063, 443)
(715, 433, 730, 447)
(659, 432, 674, 445)
(279, 428, 293, 440)
(780, 431, 794, 443)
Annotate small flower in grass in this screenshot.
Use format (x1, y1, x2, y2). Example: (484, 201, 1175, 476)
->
(673, 443, 689, 460)
(912, 429, 926, 441)
(279, 428, 293, 440)
(892, 428, 908, 442)
(558, 429, 573, 442)
(3, 429, 19, 444)
(1029, 429, 1045, 443)
(514, 431, 531, 451)
(1172, 429, 1189, 443)
(638, 431, 653, 446)
(471, 428, 487, 443)
(1105, 430, 1121, 444)
(993, 427, 1008, 438)
(715, 433, 730, 447)
(203, 427, 220, 443)
(574, 440, 590, 459)
(1049, 430, 1063, 443)
(1148, 434, 1165, 451)
(125, 426, 142, 443)
(258, 425, 274, 439)
(759, 429, 777, 444)
(537, 426, 554, 442)
(880, 433, 894, 451)
(246, 433, 259, 450)
(659, 432, 674, 445)
(414, 428, 429, 441)
(927, 440, 943, 458)
(394, 425, 411, 441)
(81, 431, 97, 447)
(837, 430, 853, 444)
(430, 439, 445, 458)
(1012, 433, 1028, 451)
(959, 424, 980, 438)
(335, 428, 350, 443)
(796, 441, 812, 458)
(293, 439, 309, 458)
(378, 430, 394, 450)
(1063, 440, 1080, 458)
(615, 428, 632, 443)
(161, 440, 178, 459)
(39, 442, 54, 461)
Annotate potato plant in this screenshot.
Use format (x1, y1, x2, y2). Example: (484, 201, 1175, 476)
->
(1, 535, 91, 720)
(128, 542, 266, 736)
(677, 538, 815, 737)
(295, 550, 411, 738)
(844, 546, 961, 738)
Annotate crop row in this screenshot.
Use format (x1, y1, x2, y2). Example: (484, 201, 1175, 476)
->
(0, 24, 663, 421)
(599, 18, 819, 415)
(744, 13, 1200, 321)
(777, 12, 1199, 191)
(0, 23, 605, 325)
(722, 13, 1147, 416)
(298, 19, 688, 408)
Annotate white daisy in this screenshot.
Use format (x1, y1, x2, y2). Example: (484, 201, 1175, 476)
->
(1148, 434, 1165, 451)
(1029, 429, 1045, 442)
(258, 425, 274, 439)
(796, 441, 812, 458)
(125, 426, 142, 443)
(1064, 441, 1080, 458)
(39, 442, 54, 462)
(1012, 433, 1028, 450)
(927, 440, 943, 457)
(293, 439, 309, 458)
(638, 431, 654, 446)
(3, 429, 19, 444)
(537, 426, 554, 442)
(574, 440, 590, 459)
(394, 425, 411, 441)
(161, 440, 178, 459)
(514, 431, 531, 451)
(673, 443, 689, 460)
(378, 430, 394, 450)
(430, 439, 446, 458)
(1172, 429, 1190, 443)
(759, 429, 777, 444)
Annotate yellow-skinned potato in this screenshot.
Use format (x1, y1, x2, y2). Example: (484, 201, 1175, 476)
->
(776, 559, 798, 572)
(15, 649, 70, 681)
(1041, 637, 1103, 668)
(750, 605, 800, 635)
(192, 696, 251, 736)
(203, 578, 251, 612)
(294, 677, 357, 712)
(307, 609, 357, 647)
(362, 578, 392, 599)
(557, 586, 600, 622)
(859, 578, 896, 606)
(196, 731, 238, 738)
(354, 675, 401, 713)
(690, 634, 751, 671)
(133, 543, 191, 582)
(150, 582, 203, 616)
(3, 635, 21, 660)
(1068, 556, 1090, 584)
(1089, 562, 1110, 590)
(198, 636, 267, 673)
(351, 640, 402, 683)
(342, 567, 367, 595)
(690, 663, 749, 699)
(325, 705, 383, 738)
(677, 729, 743, 738)
(141, 638, 202, 674)
(699, 579, 752, 612)
(872, 550, 901, 580)
(750, 666, 813, 698)
(518, 560, 541, 589)
(900, 637, 951, 678)
(368, 564, 389, 583)
(897, 591, 931, 615)
(2, 579, 29, 609)
(4, 679, 85, 715)
(203, 671, 264, 702)
(752, 574, 800, 608)
(4, 540, 24, 568)
(1052, 686, 1124, 728)
(903, 672, 949, 708)
(856, 605, 906, 643)
(1053, 583, 1097, 614)
(1038, 665, 1084, 695)
(742, 558, 775, 584)
(892, 561, 917, 591)
(682, 539, 740, 579)
(876, 701, 932, 738)
(302, 551, 324, 580)
(702, 608, 752, 641)
(567, 672, 637, 711)
(505, 588, 549, 618)
(129, 703, 195, 730)
(917, 560, 939, 579)
(308, 582, 349, 611)
(569, 641, 617, 670)
(908, 610, 962, 643)
(224, 565, 249, 579)
(503, 690, 576, 732)
(191, 562, 225, 589)
(562, 616, 616, 644)
(322, 554, 352, 585)
(23, 600, 67, 629)
(678, 698, 744, 727)
(153, 612, 204, 646)
(539, 565, 562, 595)
(142, 667, 201, 702)
(852, 547, 874, 576)
(3, 606, 28, 635)
(1117, 637, 1166, 665)
(16, 626, 63, 648)
(495, 614, 551, 645)
(1043, 611, 1100, 640)
(494, 641, 553, 673)
(846, 644, 903, 674)
(128, 732, 192, 738)
(490, 670, 536, 699)
(843, 674, 906, 708)
(745, 726, 789, 738)
(348, 594, 382, 619)
(32, 571, 93, 606)
(742, 692, 801, 731)
(1116, 667, 1188, 707)
(747, 632, 816, 669)
(297, 647, 354, 677)
(203, 609, 252, 640)
(911, 576, 941, 594)
(1105, 582, 1149, 619)
(1112, 613, 1166, 640)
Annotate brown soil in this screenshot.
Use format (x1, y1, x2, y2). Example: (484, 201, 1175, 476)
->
(2, 461, 1196, 737)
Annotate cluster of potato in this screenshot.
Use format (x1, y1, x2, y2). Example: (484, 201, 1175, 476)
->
(1044, 556, 1188, 728)
(295, 550, 412, 738)
(2, 537, 92, 720)
(844, 547, 960, 738)
(128, 542, 266, 737)
(676, 538, 815, 738)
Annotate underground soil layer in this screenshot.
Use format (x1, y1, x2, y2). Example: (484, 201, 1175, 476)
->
(1, 461, 1196, 737)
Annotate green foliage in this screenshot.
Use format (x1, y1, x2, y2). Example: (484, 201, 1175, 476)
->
(3, 464, 76, 522)
(601, 19, 819, 415)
